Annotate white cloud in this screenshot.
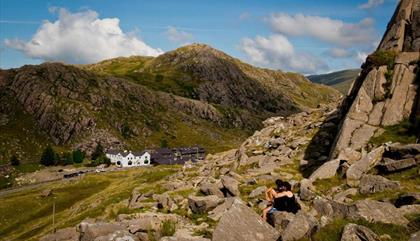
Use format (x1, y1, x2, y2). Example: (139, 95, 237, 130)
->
(359, 0, 384, 9)
(267, 13, 376, 47)
(356, 51, 368, 63)
(326, 48, 351, 58)
(166, 26, 193, 44)
(4, 8, 163, 64)
(239, 34, 328, 74)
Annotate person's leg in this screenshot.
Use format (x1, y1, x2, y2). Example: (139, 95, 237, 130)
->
(262, 206, 270, 220)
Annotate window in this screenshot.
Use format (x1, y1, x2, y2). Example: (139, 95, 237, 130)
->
(117, 161, 121, 166)
(128, 161, 132, 165)
(144, 160, 149, 165)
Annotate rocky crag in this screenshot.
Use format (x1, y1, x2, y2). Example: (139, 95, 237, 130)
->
(0, 45, 339, 162)
(330, 0, 420, 159)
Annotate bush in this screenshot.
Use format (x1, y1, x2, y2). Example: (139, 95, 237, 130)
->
(160, 138, 169, 148)
(368, 50, 396, 68)
(10, 155, 20, 166)
(90, 155, 111, 167)
(72, 149, 84, 163)
(63, 152, 74, 165)
(91, 143, 104, 161)
(161, 220, 176, 237)
(40, 145, 57, 166)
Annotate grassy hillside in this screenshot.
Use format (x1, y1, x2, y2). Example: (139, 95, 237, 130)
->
(308, 69, 360, 94)
(0, 165, 180, 241)
(0, 44, 340, 163)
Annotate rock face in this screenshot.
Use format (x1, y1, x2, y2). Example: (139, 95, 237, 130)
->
(188, 195, 223, 213)
(281, 211, 318, 241)
(330, 0, 420, 159)
(212, 200, 280, 241)
(340, 223, 380, 241)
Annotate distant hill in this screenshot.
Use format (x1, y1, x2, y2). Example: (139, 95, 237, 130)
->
(0, 43, 340, 162)
(307, 69, 360, 94)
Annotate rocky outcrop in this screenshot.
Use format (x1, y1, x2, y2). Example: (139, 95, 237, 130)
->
(359, 174, 400, 194)
(212, 199, 280, 241)
(346, 146, 384, 186)
(330, 0, 420, 159)
(340, 223, 380, 241)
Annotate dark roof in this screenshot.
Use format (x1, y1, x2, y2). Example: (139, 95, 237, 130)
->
(107, 149, 122, 155)
(132, 151, 148, 156)
(106, 150, 148, 157)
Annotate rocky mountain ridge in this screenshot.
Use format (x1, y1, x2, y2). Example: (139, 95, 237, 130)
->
(0, 44, 340, 162)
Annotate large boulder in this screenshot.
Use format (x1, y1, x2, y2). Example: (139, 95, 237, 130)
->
(376, 157, 418, 173)
(188, 195, 223, 213)
(94, 230, 139, 241)
(359, 175, 400, 194)
(299, 179, 316, 201)
(212, 199, 280, 241)
(351, 200, 409, 226)
(40, 227, 79, 241)
(346, 146, 384, 186)
(199, 179, 224, 198)
(309, 159, 340, 181)
(79, 222, 125, 241)
(208, 197, 241, 221)
(249, 186, 267, 198)
(153, 193, 178, 211)
(220, 176, 240, 197)
(340, 223, 380, 241)
(281, 211, 318, 241)
(117, 212, 181, 233)
(271, 211, 296, 235)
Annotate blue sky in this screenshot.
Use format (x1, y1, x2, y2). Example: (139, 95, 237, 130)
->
(0, 0, 398, 74)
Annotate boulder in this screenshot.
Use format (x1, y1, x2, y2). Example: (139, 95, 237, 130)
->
(346, 146, 384, 186)
(221, 176, 240, 197)
(40, 189, 53, 197)
(385, 144, 420, 159)
(351, 200, 409, 226)
(338, 148, 362, 164)
(40, 227, 79, 241)
(358, 175, 400, 194)
(309, 159, 340, 181)
(208, 197, 242, 221)
(94, 230, 139, 241)
(249, 186, 266, 198)
(212, 199, 280, 241)
(271, 211, 296, 235)
(79, 222, 125, 241)
(153, 193, 178, 211)
(376, 157, 418, 173)
(199, 179, 224, 198)
(129, 189, 150, 209)
(188, 195, 223, 213)
(299, 179, 316, 201)
(117, 212, 181, 233)
(333, 188, 358, 203)
(410, 230, 420, 241)
(340, 223, 380, 241)
(281, 211, 318, 241)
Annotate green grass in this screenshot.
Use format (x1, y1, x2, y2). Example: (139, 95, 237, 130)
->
(161, 220, 176, 237)
(0, 165, 180, 241)
(313, 176, 344, 195)
(312, 218, 411, 241)
(369, 120, 417, 146)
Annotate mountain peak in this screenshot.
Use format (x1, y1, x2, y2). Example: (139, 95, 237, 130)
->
(378, 0, 420, 52)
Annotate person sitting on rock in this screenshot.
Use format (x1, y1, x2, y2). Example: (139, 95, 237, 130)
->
(272, 181, 301, 214)
(261, 179, 285, 221)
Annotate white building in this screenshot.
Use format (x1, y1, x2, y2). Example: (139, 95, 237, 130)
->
(106, 150, 151, 167)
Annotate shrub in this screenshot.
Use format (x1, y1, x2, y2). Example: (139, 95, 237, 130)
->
(63, 152, 74, 165)
(72, 149, 84, 163)
(40, 145, 56, 166)
(161, 220, 176, 237)
(368, 50, 397, 68)
(90, 155, 111, 167)
(10, 155, 20, 166)
(160, 138, 169, 148)
(91, 143, 104, 160)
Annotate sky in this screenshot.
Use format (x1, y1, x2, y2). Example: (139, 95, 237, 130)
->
(0, 0, 398, 74)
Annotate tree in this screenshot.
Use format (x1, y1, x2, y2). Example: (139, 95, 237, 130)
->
(10, 155, 20, 166)
(40, 145, 56, 166)
(72, 149, 84, 164)
(91, 155, 111, 167)
(63, 152, 74, 165)
(91, 143, 104, 161)
(160, 138, 169, 148)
